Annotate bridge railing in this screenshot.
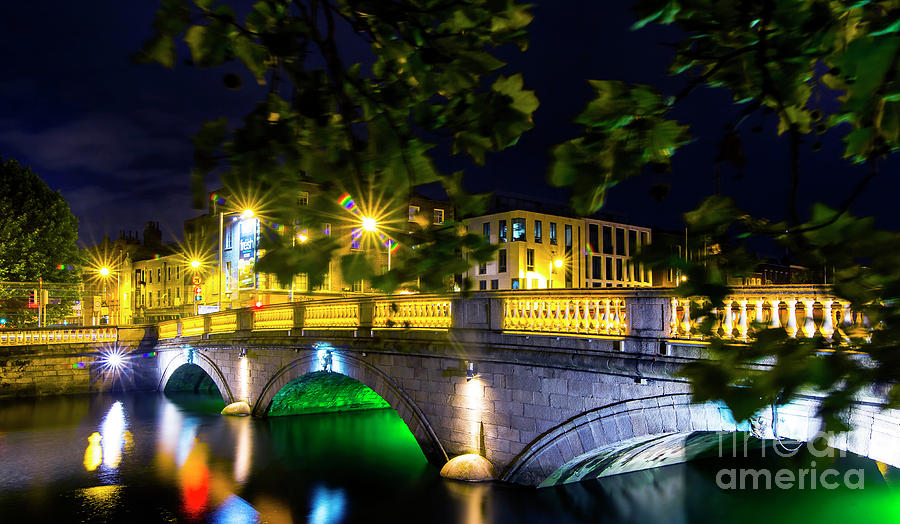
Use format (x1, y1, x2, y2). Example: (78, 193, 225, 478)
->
(667, 285, 860, 342)
(0, 326, 118, 346)
(150, 285, 864, 345)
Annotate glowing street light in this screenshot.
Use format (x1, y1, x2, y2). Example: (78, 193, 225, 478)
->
(97, 266, 120, 325)
(242, 208, 254, 219)
(359, 216, 393, 271)
(190, 259, 201, 269)
(549, 257, 564, 289)
(361, 216, 378, 232)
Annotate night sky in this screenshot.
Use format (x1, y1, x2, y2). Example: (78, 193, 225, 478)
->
(2, 2, 898, 247)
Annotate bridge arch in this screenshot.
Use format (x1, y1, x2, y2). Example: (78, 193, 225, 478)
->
(157, 348, 234, 405)
(254, 351, 447, 466)
(503, 394, 900, 487)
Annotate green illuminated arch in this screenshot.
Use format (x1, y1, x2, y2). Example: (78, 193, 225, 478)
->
(267, 371, 390, 416)
(164, 363, 222, 396)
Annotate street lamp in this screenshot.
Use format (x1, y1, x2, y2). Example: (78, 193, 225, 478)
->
(360, 216, 392, 271)
(549, 257, 564, 289)
(189, 259, 203, 315)
(98, 266, 120, 325)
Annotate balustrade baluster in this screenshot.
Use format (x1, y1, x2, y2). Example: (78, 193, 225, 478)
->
(785, 299, 798, 338)
(723, 301, 734, 339)
(738, 299, 748, 340)
(803, 299, 816, 338)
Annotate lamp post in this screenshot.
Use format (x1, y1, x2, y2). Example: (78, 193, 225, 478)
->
(361, 216, 391, 271)
(549, 257, 563, 289)
(190, 259, 203, 316)
(98, 266, 120, 325)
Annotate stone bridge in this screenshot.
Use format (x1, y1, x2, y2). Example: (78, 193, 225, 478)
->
(3, 286, 899, 486)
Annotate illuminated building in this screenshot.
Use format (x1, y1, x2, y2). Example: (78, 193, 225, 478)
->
(582, 218, 653, 288)
(464, 210, 585, 290)
(464, 209, 653, 291)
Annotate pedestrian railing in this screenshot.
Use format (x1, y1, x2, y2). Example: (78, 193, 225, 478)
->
(0, 327, 117, 346)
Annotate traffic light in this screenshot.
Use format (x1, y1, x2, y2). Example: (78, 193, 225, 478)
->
(27, 289, 38, 309)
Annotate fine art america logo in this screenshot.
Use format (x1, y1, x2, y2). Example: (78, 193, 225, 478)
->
(715, 431, 865, 490)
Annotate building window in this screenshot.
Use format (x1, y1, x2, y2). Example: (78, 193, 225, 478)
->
(149, 270, 152, 284)
(491, 279, 499, 290)
(565, 225, 572, 249)
(148, 291, 152, 306)
(433, 208, 444, 224)
(592, 256, 602, 280)
(225, 227, 232, 249)
(589, 224, 599, 254)
(298, 191, 309, 206)
(606, 258, 613, 282)
(534, 220, 542, 243)
(499, 220, 507, 242)
(176, 266, 180, 280)
(409, 205, 419, 222)
(549, 222, 557, 245)
(157, 268, 161, 282)
(479, 262, 487, 275)
(526, 249, 535, 271)
(616, 259, 623, 281)
(479, 280, 487, 290)
(350, 228, 362, 250)
(603, 226, 613, 254)
(483, 222, 490, 239)
(512, 218, 526, 242)
(629, 229, 637, 256)
(616, 228, 626, 255)
(498, 249, 507, 273)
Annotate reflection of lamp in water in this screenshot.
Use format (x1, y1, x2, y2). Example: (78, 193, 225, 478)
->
(84, 432, 102, 471)
(102, 401, 127, 468)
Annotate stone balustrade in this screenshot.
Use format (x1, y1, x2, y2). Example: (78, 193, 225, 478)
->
(373, 297, 453, 329)
(667, 285, 855, 342)
(158, 320, 178, 340)
(209, 311, 238, 334)
(502, 293, 628, 336)
(304, 301, 360, 329)
(2, 286, 872, 346)
(253, 305, 293, 331)
(0, 327, 117, 346)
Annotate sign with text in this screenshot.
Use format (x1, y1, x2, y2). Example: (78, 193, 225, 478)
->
(239, 220, 256, 288)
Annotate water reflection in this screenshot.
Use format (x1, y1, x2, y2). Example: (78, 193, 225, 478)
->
(231, 417, 252, 485)
(82, 401, 133, 473)
(446, 481, 488, 524)
(309, 485, 347, 524)
(5, 393, 900, 523)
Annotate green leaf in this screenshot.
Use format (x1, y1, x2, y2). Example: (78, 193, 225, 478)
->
(233, 36, 268, 81)
(184, 24, 230, 66)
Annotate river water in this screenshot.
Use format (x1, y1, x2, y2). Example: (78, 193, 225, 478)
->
(1, 392, 899, 523)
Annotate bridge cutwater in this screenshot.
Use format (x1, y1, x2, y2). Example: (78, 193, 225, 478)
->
(1, 286, 894, 487)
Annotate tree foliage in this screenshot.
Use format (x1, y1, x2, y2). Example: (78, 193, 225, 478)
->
(0, 157, 82, 326)
(549, 0, 900, 431)
(0, 157, 81, 283)
(138, 0, 538, 291)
